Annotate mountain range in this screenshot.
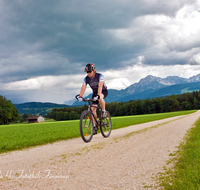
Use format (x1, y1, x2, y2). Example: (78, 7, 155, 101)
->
(14, 74, 200, 114)
(72, 74, 200, 106)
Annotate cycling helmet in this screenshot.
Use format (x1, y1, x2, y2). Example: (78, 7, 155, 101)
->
(85, 63, 95, 72)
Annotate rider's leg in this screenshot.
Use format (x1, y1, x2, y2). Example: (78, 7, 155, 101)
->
(91, 105, 97, 124)
(98, 93, 105, 110)
(91, 105, 98, 134)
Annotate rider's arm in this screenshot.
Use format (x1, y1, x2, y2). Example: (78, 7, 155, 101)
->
(98, 81, 104, 96)
(80, 84, 87, 97)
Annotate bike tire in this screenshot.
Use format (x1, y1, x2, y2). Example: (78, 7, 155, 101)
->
(80, 110, 94, 143)
(100, 111, 112, 138)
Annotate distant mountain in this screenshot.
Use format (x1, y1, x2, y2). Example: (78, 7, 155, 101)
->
(188, 74, 200, 82)
(72, 74, 200, 105)
(118, 82, 200, 102)
(125, 75, 188, 94)
(15, 74, 200, 114)
(64, 99, 76, 105)
(15, 102, 71, 115)
(148, 82, 200, 98)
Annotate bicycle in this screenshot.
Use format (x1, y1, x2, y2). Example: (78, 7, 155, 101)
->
(75, 95, 112, 143)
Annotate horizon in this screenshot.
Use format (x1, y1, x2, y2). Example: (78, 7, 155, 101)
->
(12, 73, 200, 105)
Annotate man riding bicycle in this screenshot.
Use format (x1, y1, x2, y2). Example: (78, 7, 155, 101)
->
(78, 63, 108, 134)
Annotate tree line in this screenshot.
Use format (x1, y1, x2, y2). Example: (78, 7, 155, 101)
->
(1, 91, 200, 124)
(0, 95, 19, 125)
(47, 90, 200, 121)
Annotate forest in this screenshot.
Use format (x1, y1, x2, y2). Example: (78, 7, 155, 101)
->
(47, 90, 200, 121)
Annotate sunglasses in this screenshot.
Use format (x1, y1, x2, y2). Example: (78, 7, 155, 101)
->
(87, 71, 92, 73)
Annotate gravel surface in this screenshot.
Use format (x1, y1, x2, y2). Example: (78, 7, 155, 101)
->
(1, 111, 200, 190)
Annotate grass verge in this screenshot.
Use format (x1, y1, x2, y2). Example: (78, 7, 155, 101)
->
(0, 110, 196, 154)
(158, 115, 200, 189)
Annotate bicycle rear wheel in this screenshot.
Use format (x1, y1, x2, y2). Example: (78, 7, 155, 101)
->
(100, 111, 112, 138)
(80, 110, 94, 143)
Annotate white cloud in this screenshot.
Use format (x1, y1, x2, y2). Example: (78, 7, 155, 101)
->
(2, 61, 200, 103)
(103, 62, 200, 90)
(4, 75, 84, 91)
(106, 3, 200, 63)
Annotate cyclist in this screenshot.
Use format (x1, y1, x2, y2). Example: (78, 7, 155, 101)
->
(78, 63, 108, 134)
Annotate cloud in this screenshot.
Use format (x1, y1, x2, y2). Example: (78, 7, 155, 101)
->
(188, 53, 200, 64)
(1, 61, 200, 103)
(108, 3, 200, 65)
(0, 0, 200, 103)
(3, 75, 84, 91)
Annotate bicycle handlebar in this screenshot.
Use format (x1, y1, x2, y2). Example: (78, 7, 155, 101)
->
(75, 94, 99, 102)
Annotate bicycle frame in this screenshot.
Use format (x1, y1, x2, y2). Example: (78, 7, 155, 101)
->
(86, 99, 102, 126)
(75, 95, 102, 125)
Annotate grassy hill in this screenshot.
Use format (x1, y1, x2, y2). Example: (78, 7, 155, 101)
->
(14, 102, 71, 115)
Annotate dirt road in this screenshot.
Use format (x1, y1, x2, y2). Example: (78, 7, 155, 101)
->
(1, 111, 200, 189)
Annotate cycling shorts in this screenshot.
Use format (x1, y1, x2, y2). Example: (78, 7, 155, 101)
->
(92, 90, 108, 105)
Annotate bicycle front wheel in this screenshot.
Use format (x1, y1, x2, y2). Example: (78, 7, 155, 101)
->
(80, 110, 94, 143)
(100, 111, 112, 138)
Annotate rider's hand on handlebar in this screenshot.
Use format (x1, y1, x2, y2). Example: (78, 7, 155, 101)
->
(93, 96, 99, 101)
(78, 96, 83, 102)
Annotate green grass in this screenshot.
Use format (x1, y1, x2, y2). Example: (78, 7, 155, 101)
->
(0, 110, 196, 154)
(111, 110, 195, 130)
(158, 114, 200, 189)
(44, 118, 56, 122)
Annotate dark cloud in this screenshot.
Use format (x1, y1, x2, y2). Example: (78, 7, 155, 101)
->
(0, 0, 199, 83)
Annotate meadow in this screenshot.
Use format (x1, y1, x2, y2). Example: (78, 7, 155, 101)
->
(0, 110, 196, 154)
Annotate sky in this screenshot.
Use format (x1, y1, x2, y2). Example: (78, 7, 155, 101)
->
(0, 0, 200, 104)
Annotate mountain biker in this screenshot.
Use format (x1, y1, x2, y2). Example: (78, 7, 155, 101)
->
(78, 63, 108, 134)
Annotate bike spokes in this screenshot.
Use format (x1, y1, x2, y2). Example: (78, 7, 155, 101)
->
(100, 111, 112, 138)
(80, 111, 93, 142)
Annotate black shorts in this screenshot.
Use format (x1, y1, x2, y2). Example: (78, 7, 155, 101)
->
(92, 90, 108, 105)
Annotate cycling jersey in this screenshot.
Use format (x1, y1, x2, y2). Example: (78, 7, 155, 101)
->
(83, 73, 107, 94)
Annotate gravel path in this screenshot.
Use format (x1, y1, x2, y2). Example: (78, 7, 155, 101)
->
(1, 111, 200, 190)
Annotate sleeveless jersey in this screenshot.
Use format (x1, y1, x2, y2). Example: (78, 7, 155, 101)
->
(83, 73, 107, 94)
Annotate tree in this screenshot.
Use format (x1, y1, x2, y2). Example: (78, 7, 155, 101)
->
(194, 97, 200, 109)
(0, 95, 19, 125)
(181, 101, 192, 110)
(63, 112, 70, 120)
(46, 111, 53, 119)
(70, 111, 79, 120)
(56, 111, 64, 121)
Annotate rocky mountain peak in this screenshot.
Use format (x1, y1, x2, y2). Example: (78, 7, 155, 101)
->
(139, 75, 159, 84)
(189, 74, 200, 82)
(125, 74, 200, 94)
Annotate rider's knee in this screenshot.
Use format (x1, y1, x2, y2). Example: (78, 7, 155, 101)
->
(91, 106, 97, 113)
(99, 93, 104, 101)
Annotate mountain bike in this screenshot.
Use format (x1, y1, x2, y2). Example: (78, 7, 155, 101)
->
(75, 95, 112, 143)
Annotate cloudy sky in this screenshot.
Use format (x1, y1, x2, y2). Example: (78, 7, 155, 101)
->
(0, 0, 200, 104)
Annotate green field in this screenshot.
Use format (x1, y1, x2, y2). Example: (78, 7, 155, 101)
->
(0, 110, 196, 154)
(159, 114, 200, 189)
